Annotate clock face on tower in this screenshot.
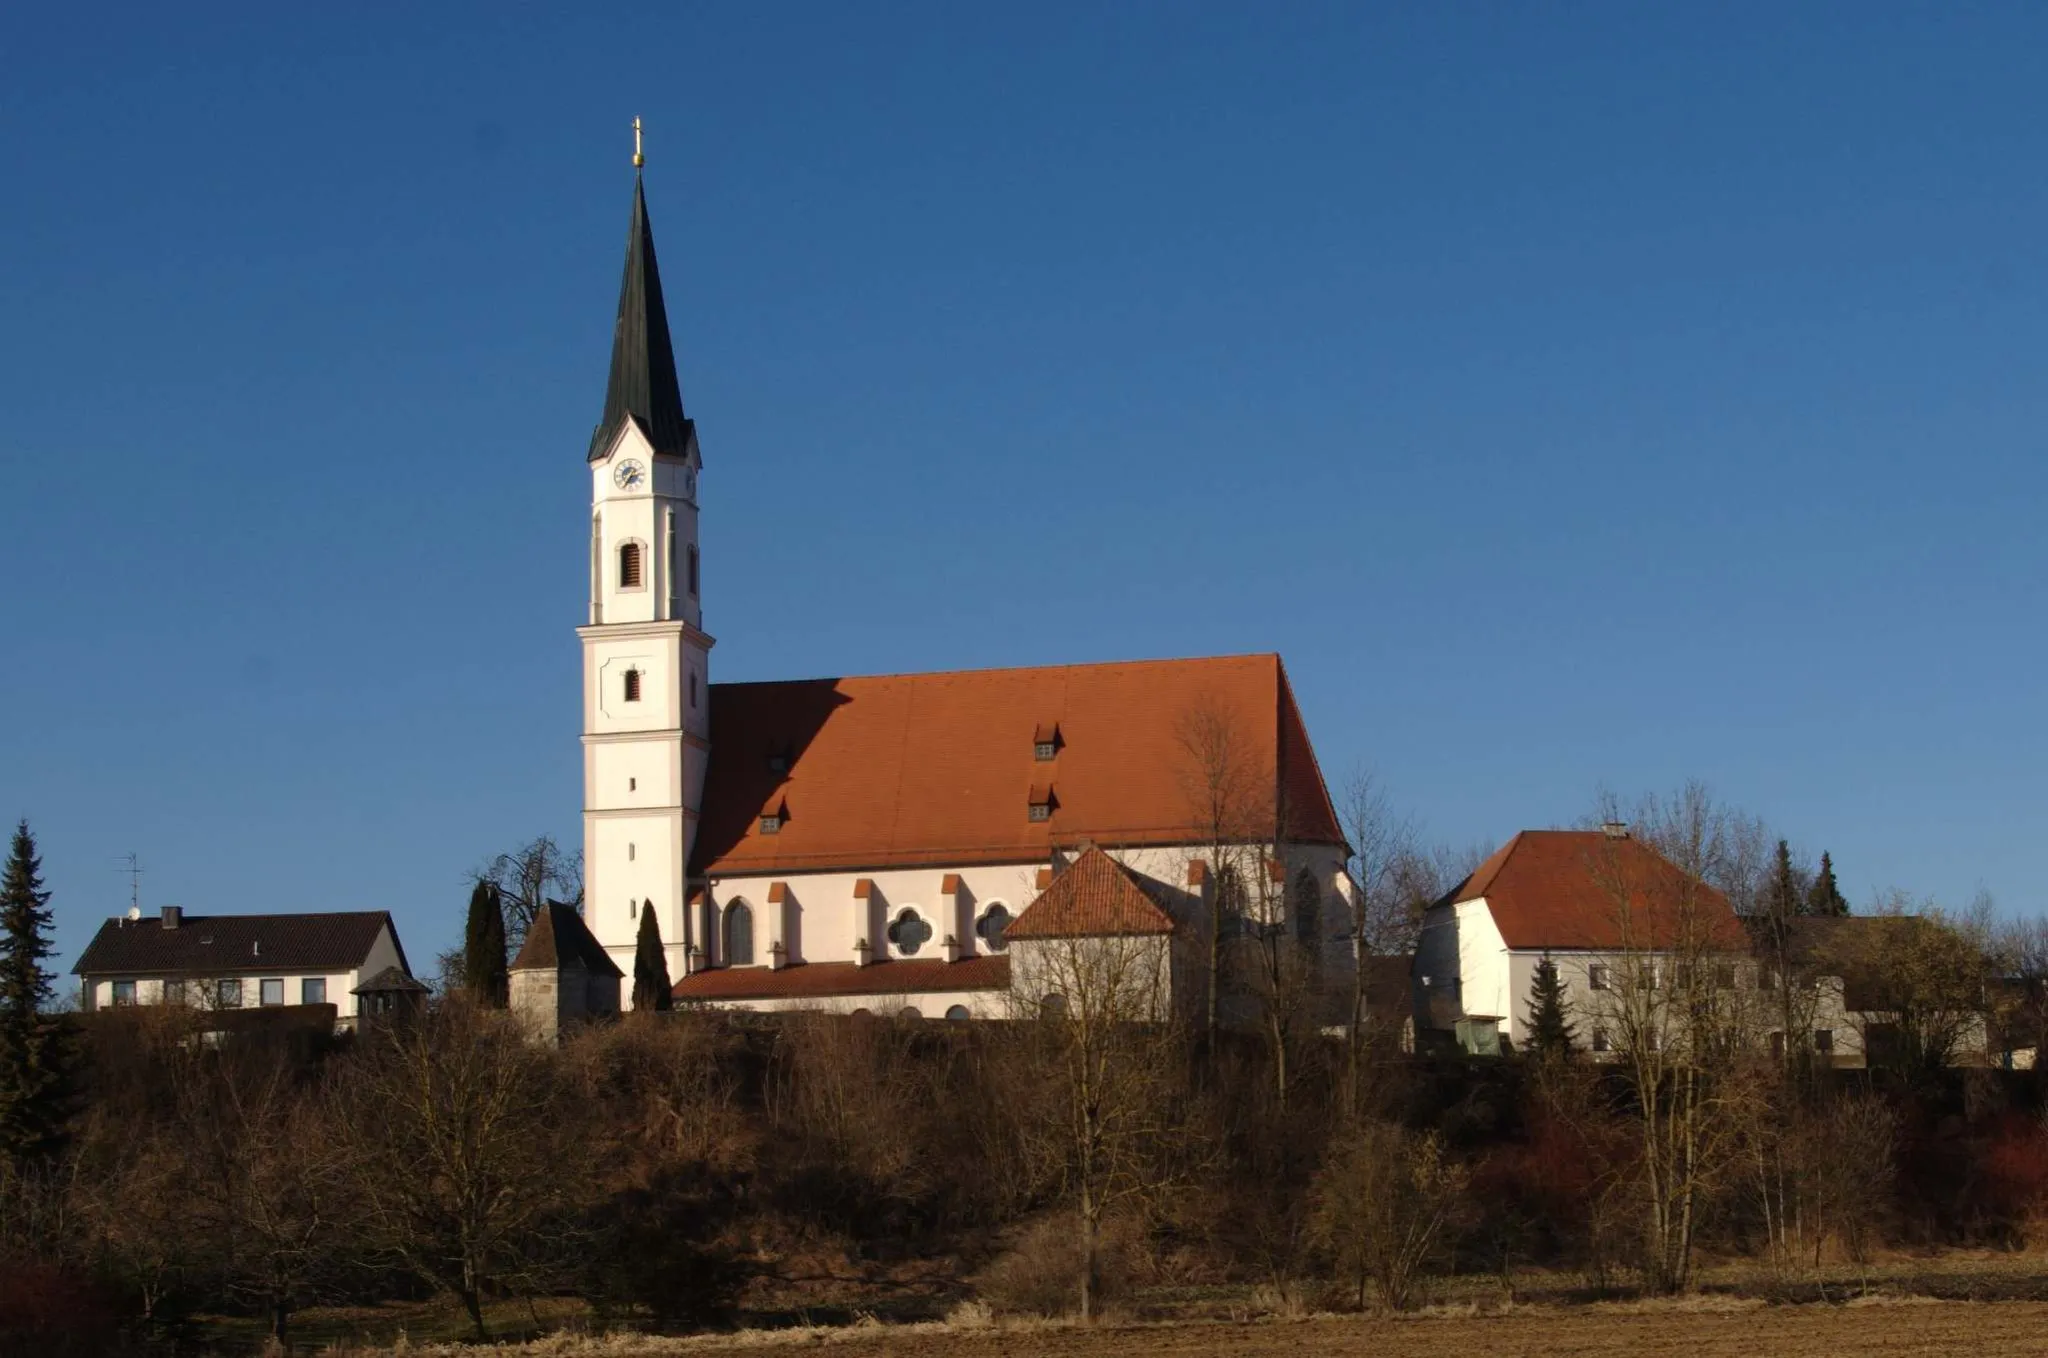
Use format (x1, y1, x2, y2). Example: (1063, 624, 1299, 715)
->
(612, 459, 646, 491)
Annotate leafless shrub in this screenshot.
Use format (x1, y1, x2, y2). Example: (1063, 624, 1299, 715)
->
(1308, 1120, 1467, 1312)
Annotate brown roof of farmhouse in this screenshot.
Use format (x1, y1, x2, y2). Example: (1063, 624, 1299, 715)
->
(510, 903, 623, 977)
(673, 955, 1010, 1002)
(73, 911, 401, 977)
(1444, 830, 1745, 952)
(1006, 848, 1177, 940)
(693, 653, 1343, 877)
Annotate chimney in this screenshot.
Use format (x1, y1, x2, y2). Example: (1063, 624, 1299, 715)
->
(161, 905, 182, 930)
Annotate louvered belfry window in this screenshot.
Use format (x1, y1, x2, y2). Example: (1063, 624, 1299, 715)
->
(623, 669, 642, 702)
(619, 542, 644, 589)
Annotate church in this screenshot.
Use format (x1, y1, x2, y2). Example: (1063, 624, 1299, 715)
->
(574, 153, 1353, 1022)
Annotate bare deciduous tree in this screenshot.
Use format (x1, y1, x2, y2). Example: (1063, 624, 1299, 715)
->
(1010, 931, 1191, 1320)
(472, 835, 584, 954)
(1308, 1119, 1466, 1311)
(1586, 782, 1767, 1293)
(327, 1002, 585, 1339)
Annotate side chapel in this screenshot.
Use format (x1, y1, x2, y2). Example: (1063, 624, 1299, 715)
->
(571, 146, 1353, 1023)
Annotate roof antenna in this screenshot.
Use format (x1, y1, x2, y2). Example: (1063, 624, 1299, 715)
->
(632, 115, 644, 170)
(115, 852, 143, 920)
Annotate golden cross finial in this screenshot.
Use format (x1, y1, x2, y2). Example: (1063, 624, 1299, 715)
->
(633, 116, 644, 169)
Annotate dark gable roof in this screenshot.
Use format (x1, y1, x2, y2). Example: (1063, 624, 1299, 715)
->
(510, 902, 623, 978)
(73, 911, 398, 977)
(589, 174, 693, 462)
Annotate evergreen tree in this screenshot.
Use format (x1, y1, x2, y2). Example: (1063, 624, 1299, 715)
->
(1806, 852, 1849, 917)
(631, 902, 673, 1012)
(1766, 839, 1801, 922)
(0, 820, 67, 1160)
(463, 880, 509, 1006)
(1524, 953, 1576, 1062)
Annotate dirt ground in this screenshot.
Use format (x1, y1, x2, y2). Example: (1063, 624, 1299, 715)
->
(374, 1300, 2048, 1357)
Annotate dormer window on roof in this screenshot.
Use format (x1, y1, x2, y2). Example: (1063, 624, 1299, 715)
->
(1032, 722, 1062, 762)
(1027, 784, 1055, 823)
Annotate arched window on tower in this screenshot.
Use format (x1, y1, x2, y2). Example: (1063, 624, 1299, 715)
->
(724, 900, 755, 966)
(687, 544, 700, 597)
(623, 669, 642, 702)
(618, 541, 644, 589)
(1292, 869, 1323, 950)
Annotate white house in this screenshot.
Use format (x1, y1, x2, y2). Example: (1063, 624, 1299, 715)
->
(1413, 828, 1747, 1054)
(72, 906, 412, 1025)
(573, 158, 1354, 1020)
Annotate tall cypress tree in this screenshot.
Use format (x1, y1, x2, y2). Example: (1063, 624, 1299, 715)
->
(463, 880, 509, 1006)
(1524, 953, 1576, 1063)
(631, 902, 673, 1012)
(0, 821, 67, 1160)
(1806, 852, 1848, 917)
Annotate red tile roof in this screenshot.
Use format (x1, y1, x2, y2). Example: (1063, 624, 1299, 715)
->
(1006, 847, 1177, 940)
(1446, 830, 1745, 952)
(693, 654, 1343, 876)
(673, 955, 1010, 1002)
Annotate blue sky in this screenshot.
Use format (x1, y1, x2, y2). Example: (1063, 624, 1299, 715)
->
(3, 5, 2044, 978)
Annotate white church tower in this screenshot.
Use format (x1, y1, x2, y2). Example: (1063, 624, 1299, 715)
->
(577, 143, 711, 993)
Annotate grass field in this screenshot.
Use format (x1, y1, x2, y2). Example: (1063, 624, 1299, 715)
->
(214, 1253, 2048, 1355)
(318, 1298, 2048, 1357)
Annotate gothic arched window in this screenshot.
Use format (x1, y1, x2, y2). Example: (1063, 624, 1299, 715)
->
(887, 909, 932, 956)
(975, 904, 1012, 954)
(724, 900, 755, 966)
(1292, 869, 1323, 948)
(945, 1004, 971, 1021)
(618, 541, 644, 590)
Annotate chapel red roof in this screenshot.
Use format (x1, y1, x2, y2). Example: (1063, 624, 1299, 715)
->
(692, 654, 1343, 876)
(1006, 847, 1177, 940)
(1445, 830, 1745, 952)
(672, 955, 1010, 1002)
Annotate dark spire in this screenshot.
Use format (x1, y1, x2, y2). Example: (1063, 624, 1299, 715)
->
(589, 174, 693, 461)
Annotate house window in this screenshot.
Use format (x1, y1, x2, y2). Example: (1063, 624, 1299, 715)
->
(758, 814, 781, 834)
(1040, 992, 1069, 1020)
(1814, 1029, 1834, 1054)
(260, 978, 284, 1007)
(1715, 964, 1737, 990)
(690, 672, 698, 709)
(1588, 964, 1611, 991)
(1769, 1031, 1787, 1059)
(218, 979, 243, 1007)
(1591, 1028, 1611, 1053)
(897, 1007, 923, 1022)
(1027, 802, 1050, 823)
(887, 909, 933, 957)
(976, 904, 1012, 954)
(618, 541, 644, 589)
(1760, 966, 1781, 992)
(629, 777, 637, 792)
(1034, 741, 1056, 762)
(111, 979, 137, 1007)
(724, 901, 755, 966)
(687, 544, 699, 597)
(946, 1004, 971, 1021)
(302, 977, 326, 1005)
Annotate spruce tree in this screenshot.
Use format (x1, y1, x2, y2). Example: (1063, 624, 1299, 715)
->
(0, 821, 67, 1160)
(1766, 839, 1801, 922)
(462, 880, 508, 1006)
(631, 901, 673, 1012)
(1806, 852, 1848, 917)
(1524, 953, 1576, 1062)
